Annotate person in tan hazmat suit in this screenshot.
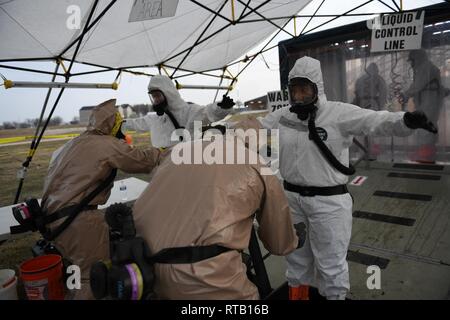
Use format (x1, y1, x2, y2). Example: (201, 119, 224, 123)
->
(131, 132, 299, 300)
(41, 99, 163, 300)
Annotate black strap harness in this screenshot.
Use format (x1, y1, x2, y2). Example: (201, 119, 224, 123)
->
(308, 109, 356, 176)
(10, 169, 117, 241)
(164, 109, 184, 130)
(283, 180, 348, 197)
(149, 244, 232, 264)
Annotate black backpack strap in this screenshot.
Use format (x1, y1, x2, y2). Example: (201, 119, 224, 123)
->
(46, 168, 117, 241)
(149, 245, 232, 264)
(164, 109, 184, 130)
(308, 111, 355, 176)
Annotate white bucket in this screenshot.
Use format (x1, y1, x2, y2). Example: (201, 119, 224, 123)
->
(0, 269, 18, 300)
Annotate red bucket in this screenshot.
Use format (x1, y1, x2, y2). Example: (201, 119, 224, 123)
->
(20, 254, 65, 300)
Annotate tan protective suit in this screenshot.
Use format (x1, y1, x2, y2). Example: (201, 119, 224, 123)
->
(132, 135, 298, 300)
(41, 99, 162, 300)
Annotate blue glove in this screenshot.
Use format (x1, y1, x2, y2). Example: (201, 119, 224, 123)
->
(218, 95, 235, 109)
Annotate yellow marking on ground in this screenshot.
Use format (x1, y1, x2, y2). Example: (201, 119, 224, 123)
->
(0, 133, 80, 145)
(0, 131, 150, 145)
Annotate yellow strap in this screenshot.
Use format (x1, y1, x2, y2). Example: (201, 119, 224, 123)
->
(57, 59, 69, 75)
(230, 0, 235, 22)
(294, 16, 297, 37)
(28, 149, 36, 157)
(111, 112, 124, 136)
(225, 68, 235, 79)
(160, 65, 171, 77)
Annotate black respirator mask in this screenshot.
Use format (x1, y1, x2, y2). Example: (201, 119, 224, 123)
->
(149, 90, 167, 116)
(90, 204, 155, 300)
(288, 77, 318, 121)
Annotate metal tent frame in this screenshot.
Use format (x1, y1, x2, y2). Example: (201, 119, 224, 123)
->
(0, 0, 426, 203)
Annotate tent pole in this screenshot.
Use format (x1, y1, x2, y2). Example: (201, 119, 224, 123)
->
(300, 0, 326, 36)
(13, 61, 60, 204)
(190, 0, 232, 23)
(303, 0, 374, 35)
(59, 0, 117, 57)
(66, 0, 100, 74)
(237, 0, 251, 20)
(236, 0, 294, 37)
(377, 0, 398, 12)
(163, 0, 270, 67)
(0, 64, 65, 77)
(214, 68, 227, 102)
(0, 57, 54, 63)
(171, 0, 229, 77)
(230, 0, 236, 23)
(228, 12, 295, 90)
(13, 0, 100, 203)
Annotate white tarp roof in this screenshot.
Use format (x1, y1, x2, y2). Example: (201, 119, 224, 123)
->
(0, 0, 312, 72)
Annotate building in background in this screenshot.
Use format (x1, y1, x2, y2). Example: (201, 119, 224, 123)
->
(79, 104, 149, 125)
(245, 95, 268, 110)
(79, 106, 95, 125)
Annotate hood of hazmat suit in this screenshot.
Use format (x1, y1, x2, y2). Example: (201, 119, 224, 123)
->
(288, 56, 328, 111)
(148, 75, 186, 115)
(123, 75, 231, 148)
(132, 135, 298, 299)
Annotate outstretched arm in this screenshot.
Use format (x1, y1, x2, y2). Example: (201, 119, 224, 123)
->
(122, 113, 153, 132)
(107, 138, 164, 174)
(337, 103, 413, 137)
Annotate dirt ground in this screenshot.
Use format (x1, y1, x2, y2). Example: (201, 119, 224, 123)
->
(0, 130, 153, 272)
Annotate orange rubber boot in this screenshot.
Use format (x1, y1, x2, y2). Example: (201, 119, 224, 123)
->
(289, 285, 309, 300)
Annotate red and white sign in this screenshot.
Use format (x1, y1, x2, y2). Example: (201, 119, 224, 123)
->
(350, 176, 367, 186)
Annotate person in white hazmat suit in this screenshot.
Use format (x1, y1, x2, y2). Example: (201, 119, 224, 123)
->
(123, 75, 234, 148)
(238, 56, 438, 300)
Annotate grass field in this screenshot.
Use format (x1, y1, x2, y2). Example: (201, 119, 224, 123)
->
(0, 131, 152, 207)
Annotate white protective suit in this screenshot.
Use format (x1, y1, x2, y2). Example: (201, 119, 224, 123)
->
(124, 75, 231, 148)
(258, 56, 413, 299)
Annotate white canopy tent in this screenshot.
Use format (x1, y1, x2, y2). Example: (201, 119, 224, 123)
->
(0, 0, 444, 203)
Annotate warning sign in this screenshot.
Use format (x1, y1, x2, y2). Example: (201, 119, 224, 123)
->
(370, 11, 424, 53)
(267, 89, 290, 112)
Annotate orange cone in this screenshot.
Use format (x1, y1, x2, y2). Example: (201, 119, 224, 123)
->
(289, 285, 309, 300)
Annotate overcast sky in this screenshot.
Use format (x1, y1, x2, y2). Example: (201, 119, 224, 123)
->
(0, 0, 441, 123)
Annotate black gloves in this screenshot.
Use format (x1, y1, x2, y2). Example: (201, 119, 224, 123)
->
(403, 111, 438, 134)
(294, 222, 307, 249)
(217, 94, 235, 109)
